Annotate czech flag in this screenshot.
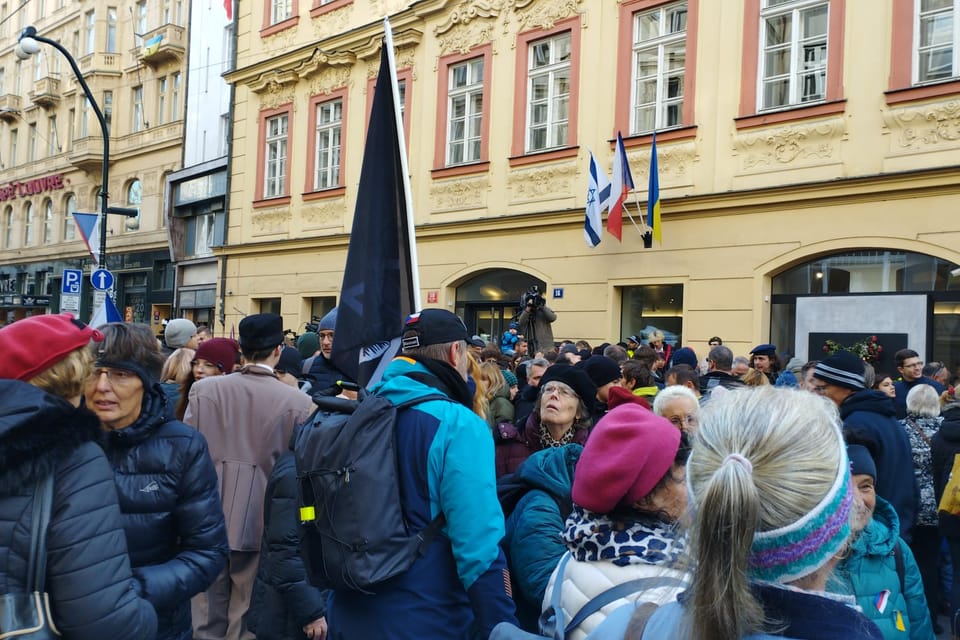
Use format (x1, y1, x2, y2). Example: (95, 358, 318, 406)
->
(608, 131, 633, 242)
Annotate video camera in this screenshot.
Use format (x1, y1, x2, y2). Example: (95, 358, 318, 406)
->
(521, 285, 546, 310)
(304, 315, 323, 334)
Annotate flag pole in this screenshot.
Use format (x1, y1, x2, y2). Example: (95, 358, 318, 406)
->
(382, 18, 421, 309)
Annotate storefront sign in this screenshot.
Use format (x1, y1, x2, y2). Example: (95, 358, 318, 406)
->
(0, 173, 66, 202)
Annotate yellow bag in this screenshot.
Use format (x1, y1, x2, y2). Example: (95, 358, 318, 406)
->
(938, 453, 960, 516)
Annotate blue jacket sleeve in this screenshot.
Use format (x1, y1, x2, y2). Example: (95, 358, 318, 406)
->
(431, 404, 517, 634)
(47, 443, 159, 640)
(133, 430, 228, 611)
(508, 492, 567, 608)
(899, 541, 935, 640)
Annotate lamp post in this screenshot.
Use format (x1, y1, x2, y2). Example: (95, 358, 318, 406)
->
(15, 26, 136, 268)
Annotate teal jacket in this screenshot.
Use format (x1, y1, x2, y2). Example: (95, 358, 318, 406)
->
(503, 444, 582, 630)
(832, 497, 934, 640)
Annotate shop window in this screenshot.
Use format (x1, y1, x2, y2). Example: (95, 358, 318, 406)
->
(620, 283, 683, 346)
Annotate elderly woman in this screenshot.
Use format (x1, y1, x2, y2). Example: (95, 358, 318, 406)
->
(0, 314, 158, 639)
(652, 384, 700, 434)
(900, 383, 944, 632)
(85, 322, 228, 640)
(540, 398, 691, 640)
(495, 365, 596, 477)
(642, 387, 882, 639)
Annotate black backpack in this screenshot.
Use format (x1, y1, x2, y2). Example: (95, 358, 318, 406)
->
(295, 392, 449, 593)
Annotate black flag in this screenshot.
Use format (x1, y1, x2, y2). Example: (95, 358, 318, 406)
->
(330, 41, 415, 389)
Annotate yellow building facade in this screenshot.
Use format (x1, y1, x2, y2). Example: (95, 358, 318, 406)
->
(223, 0, 960, 369)
(0, 0, 187, 333)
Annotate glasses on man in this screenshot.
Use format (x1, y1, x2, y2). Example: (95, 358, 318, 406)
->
(87, 367, 138, 386)
(667, 414, 699, 429)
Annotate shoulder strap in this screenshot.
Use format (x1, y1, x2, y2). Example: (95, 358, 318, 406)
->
(893, 539, 905, 595)
(565, 575, 688, 637)
(302, 355, 316, 376)
(27, 473, 55, 593)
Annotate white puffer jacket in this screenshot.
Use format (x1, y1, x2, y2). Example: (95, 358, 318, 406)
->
(542, 551, 690, 640)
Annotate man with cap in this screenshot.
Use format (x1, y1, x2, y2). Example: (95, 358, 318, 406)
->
(326, 309, 518, 639)
(305, 307, 353, 396)
(163, 318, 199, 356)
(813, 350, 918, 541)
(185, 313, 315, 640)
(749, 343, 780, 384)
(625, 335, 641, 358)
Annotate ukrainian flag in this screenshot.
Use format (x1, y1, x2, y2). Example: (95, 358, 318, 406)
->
(647, 131, 661, 245)
(144, 34, 163, 56)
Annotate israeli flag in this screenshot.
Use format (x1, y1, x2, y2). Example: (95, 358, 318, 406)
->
(585, 150, 610, 248)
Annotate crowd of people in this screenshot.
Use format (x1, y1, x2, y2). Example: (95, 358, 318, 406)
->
(1, 308, 959, 640)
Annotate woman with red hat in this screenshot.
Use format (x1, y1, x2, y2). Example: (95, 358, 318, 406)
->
(174, 337, 239, 420)
(0, 314, 158, 639)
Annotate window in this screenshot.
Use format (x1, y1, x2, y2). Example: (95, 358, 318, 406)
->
(23, 202, 33, 246)
(42, 199, 52, 244)
(620, 284, 684, 350)
(135, 1, 147, 41)
(260, 110, 289, 199)
(80, 97, 90, 137)
(758, 0, 828, 110)
(125, 180, 142, 231)
(36, 0, 44, 17)
(0, 4, 6, 40)
(106, 7, 117, 53)
(220, 113, 230, 156)
(27, 123, 36, 162)
(171, 73, 181, 119)
(33, 50, 44, 81)
(446, 58, 484, 165)
(67, 108, 74, 149)
(526, 33, 571, 152)
(47, 115, 57, 155)
(163, 0, 170, 22)
(84, 10, 95, 56)
(9, 128, 16, 167)
(103, 90, 113, 133)
(917, 0, 958, 83)
(64, 194, 76, 240)
(312, 97, 342, 190)
(192, 213, 215, 256)
(257, 298, 282, 315)
(630, 3, 688, 134)
(13, 60, 20, 95)
(270, 0, 292, 24)
(157, 76, 167, 125)
(223, 24, 235, 72)
(132, 86, 145, 132)
(1, 206, 11, 248)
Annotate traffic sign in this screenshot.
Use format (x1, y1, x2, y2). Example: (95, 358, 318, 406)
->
(91, 268, 115, 291)
(62, 268, 82, 295)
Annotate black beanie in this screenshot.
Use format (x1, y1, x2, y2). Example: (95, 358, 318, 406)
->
(579, 356, 622, 388)
(540, 364, 597, 413)
(813, 350, 866, 391)
(847, 444, 877, 481)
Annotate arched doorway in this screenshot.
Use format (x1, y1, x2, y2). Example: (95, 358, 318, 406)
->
(771, 249, 960, 375)
(454, 269, 543, 344)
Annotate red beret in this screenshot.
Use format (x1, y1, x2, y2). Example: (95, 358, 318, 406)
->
(0, 313, 103, 381)
(572, 403, 680, 513)
(195, 338, 240, 373)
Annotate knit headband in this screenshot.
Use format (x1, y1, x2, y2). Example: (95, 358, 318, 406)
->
(748, 426, 852, 583)
(688, 420, 852, 585)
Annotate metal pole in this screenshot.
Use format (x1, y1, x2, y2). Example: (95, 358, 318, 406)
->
(19, 27, 110, 266)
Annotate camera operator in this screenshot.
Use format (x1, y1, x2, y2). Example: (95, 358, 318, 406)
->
(517, 286, 556, 357)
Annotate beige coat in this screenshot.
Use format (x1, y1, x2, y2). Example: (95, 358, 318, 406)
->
(184, 364, 315, 552)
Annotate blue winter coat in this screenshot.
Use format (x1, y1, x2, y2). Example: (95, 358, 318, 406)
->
(503, 444, 582, 630)
(832, 497, 934, 640)
(100, 384, 228, 640)
(0, 381, 158, 639)
(327, 356, 517, 639)
(841, 390, 919, 541)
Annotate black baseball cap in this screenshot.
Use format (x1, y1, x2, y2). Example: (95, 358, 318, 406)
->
(401, 309, 469, 350)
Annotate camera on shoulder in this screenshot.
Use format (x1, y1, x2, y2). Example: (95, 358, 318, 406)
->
(521, 285, 545, 310)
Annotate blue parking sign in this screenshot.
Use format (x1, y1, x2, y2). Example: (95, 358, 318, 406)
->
(62, 269, 82, 295)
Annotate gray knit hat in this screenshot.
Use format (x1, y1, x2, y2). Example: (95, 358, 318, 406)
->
(813, 350, 866, 391)
(164, 318, 197, 348)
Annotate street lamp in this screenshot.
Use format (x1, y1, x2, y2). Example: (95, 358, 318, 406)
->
(15, 26, 136, 268)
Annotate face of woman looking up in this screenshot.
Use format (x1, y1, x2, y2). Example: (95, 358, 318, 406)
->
(539, 381, 580, 428)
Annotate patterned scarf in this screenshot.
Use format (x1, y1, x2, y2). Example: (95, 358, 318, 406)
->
(561, 505, 686, 567)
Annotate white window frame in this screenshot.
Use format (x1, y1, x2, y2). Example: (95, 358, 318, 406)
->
(171, 72, 181, 119)
(631, 2, 687, 135)
(270, 0, 292, 25)
(106, 7, 117, 53)
(42, 199, 52, 244)
(263, 113, 288, 198)
(313, 98, 342, 190)
(84, 10, 95, 55)
(915, 0, 959, 84)
(27, 123, 36, 162)
(195, 212, 214, 256)
(446, 57, 484, 166)
(23, 202, 33, 246)
(64, 194, 76, 241)
(525, 32, 572, 153)
(758, 0, 829, 111)
(132, 86, 145, 132)
(47, 115, 57, 156)
(1, 207, 11, 248)
(157, 76, 167, 125)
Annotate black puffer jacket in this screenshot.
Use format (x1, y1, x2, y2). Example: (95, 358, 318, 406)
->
(246, 426, 328, 640)
(932, 403, 960, 538)
(100, 383, 228, 640)
(0, 380, 158, 639)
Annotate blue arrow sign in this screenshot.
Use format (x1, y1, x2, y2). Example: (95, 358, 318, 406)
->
(62, 268, 82, 295)
(90, 268, 114, 291)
